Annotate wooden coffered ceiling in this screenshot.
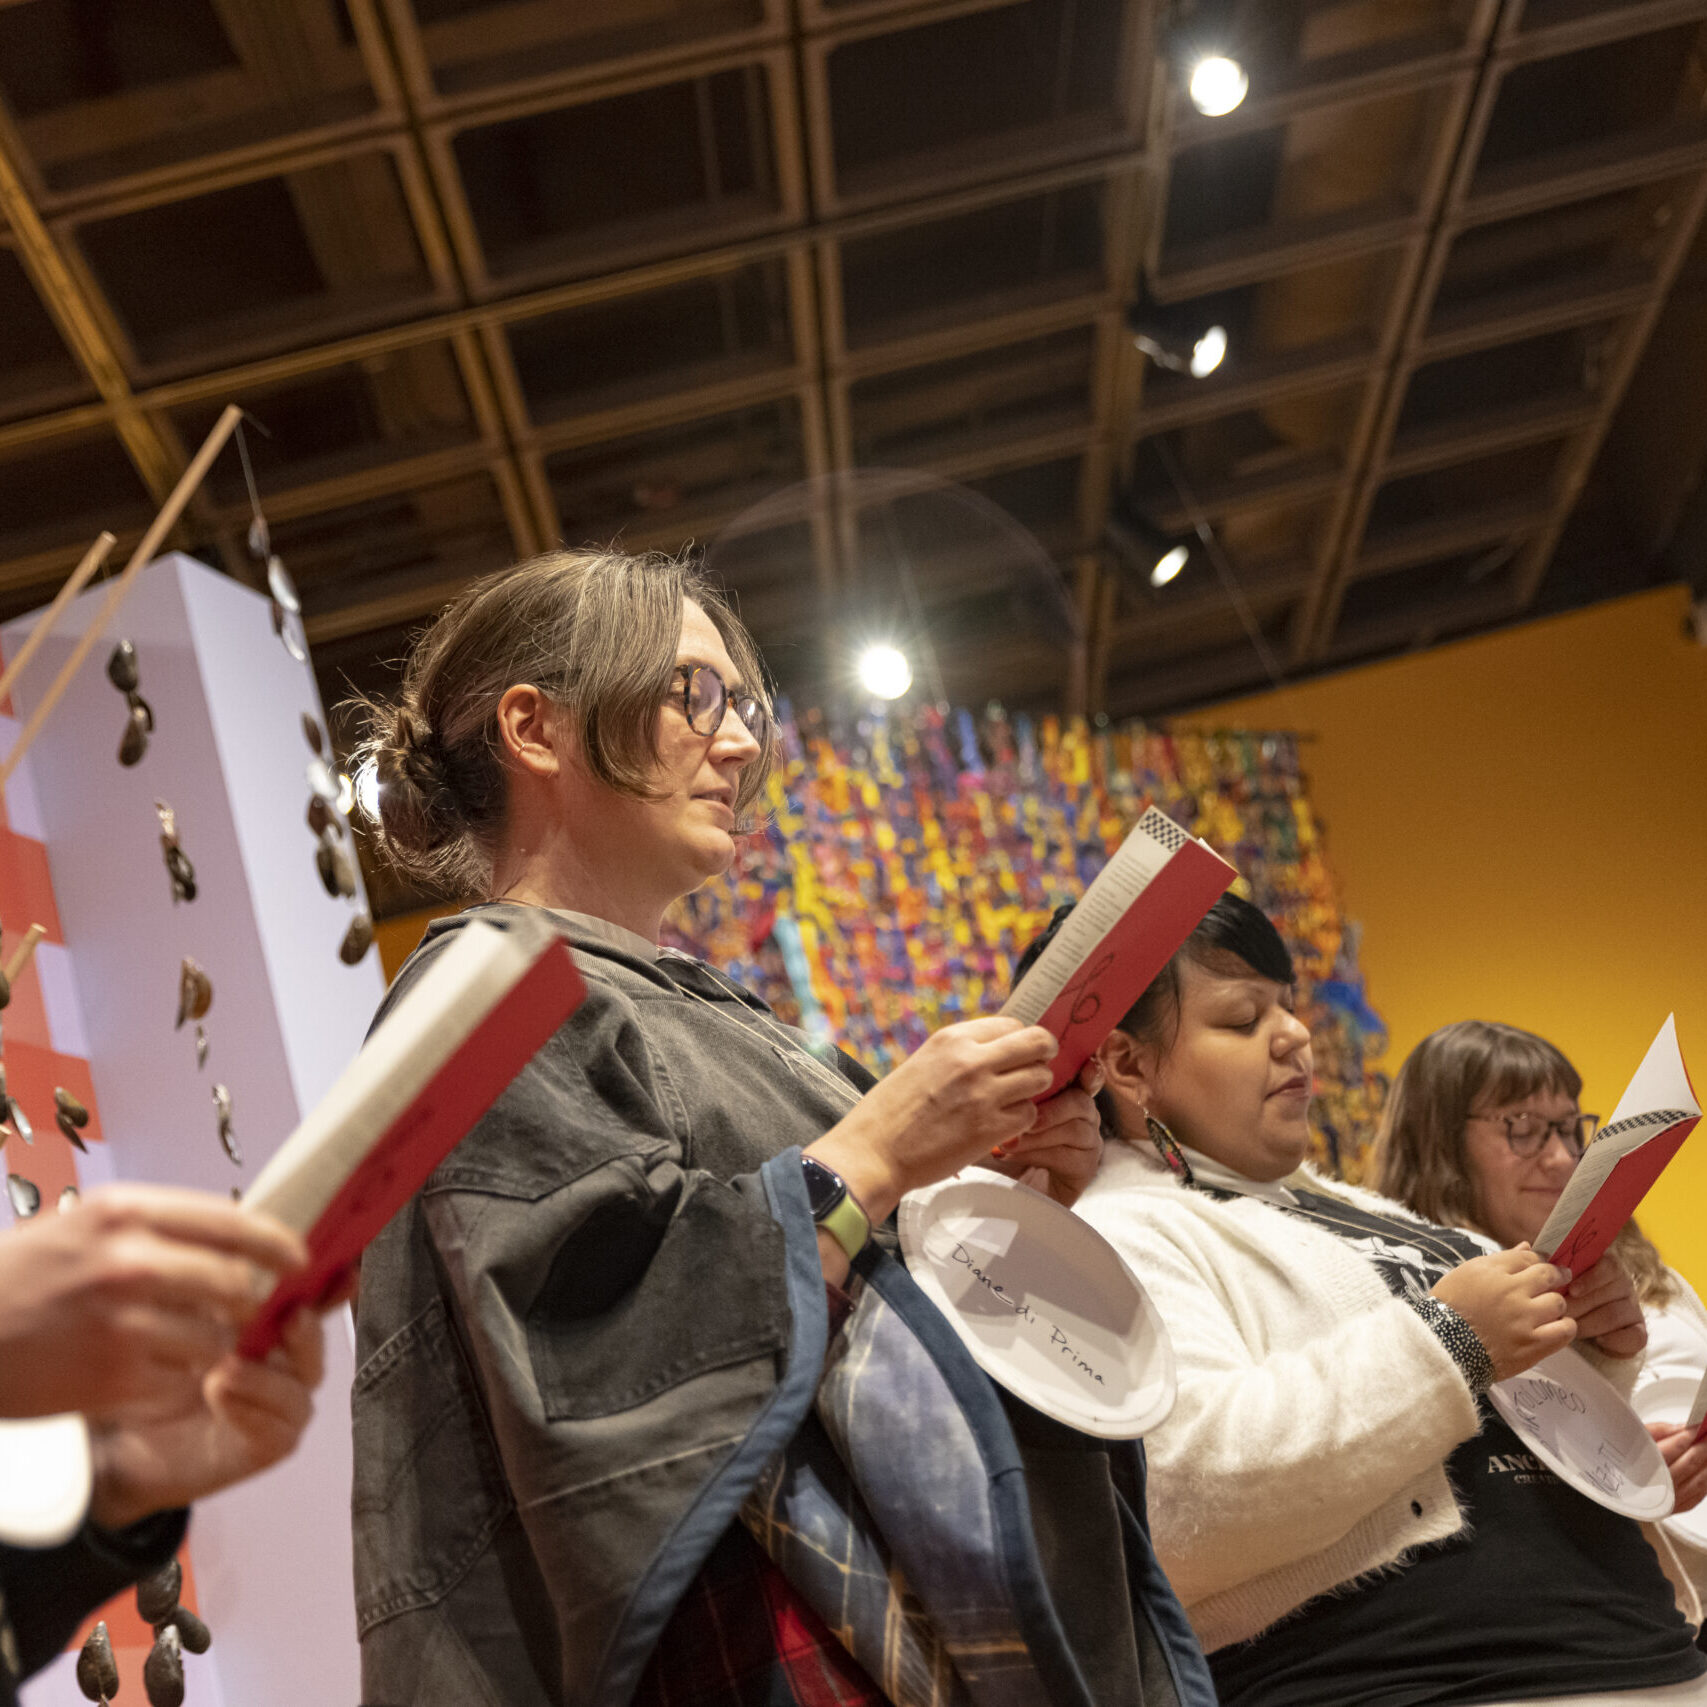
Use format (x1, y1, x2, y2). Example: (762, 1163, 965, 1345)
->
(2, 0, 1706, 745)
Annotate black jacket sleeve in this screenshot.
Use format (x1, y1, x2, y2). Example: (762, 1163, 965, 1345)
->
(2, 1507, 187, 1689)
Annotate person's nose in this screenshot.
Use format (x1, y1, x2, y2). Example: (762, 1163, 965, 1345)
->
(1274, 1010, 1311, 1058)
(712, 708, 762, 772)
(1537, 1129, 1580, 1179)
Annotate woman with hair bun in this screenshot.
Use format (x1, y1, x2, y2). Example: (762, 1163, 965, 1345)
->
(1023, 893, 1707, 1705)
(348, 548, 1213, 1707)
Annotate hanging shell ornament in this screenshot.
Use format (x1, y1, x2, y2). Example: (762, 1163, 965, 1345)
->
(302, 712, 326, 756)
(212, 1083, 240, 1166)
(108, 641, 154, 767)
(76, 1620, 120, 1702)
(195, 1023, 209, 1069)
(306, 793, 337, 837)
(340, 910, 374, 965)
(54, 1087, 90, 1152)
(155, 800, 197, 904)
(316, 828, 357, 900)
(0, 1069, 33, 1146)
(6, 1174, 39, 1218)
(175, 957, 212, 1030)
(135, 1558, 182, 1624)
(165, 1606, 211, 1656)
(143, 1623, 184, 1707)
(58, 1184, 79, 1212)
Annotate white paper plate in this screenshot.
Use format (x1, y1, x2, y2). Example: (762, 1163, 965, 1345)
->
(0, 1412, 92, 1547)
(1632, 1374, 1707, 1547)
(1489, 1349, 1674, 1521)
(898, 1169, 1175, 1439)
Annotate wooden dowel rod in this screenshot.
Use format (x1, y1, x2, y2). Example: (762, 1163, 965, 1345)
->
(0, 405, 242, 789)
(0, 532, 116, 710)
(3, 925, 46, 986)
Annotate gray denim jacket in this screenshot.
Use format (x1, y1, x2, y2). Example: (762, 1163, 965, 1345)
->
(351, 904, 1213, 1707)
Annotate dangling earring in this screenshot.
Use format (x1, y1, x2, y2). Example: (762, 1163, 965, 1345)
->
(1146, 1113, 1194, 1186)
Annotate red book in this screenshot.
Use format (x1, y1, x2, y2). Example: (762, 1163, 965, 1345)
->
(238, 914, 586, 1358)
(1002, 807, 1237, 1099)
(1535, 1014, 1700, 1284)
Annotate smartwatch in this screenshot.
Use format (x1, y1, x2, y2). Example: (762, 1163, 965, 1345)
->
(800, 1155, 871, 1260)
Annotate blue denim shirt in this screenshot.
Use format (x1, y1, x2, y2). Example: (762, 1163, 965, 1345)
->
(351, 904, 1214, 1707)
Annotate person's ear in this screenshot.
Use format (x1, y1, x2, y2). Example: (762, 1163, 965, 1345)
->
(1098, 1030, 1157, 1135)
(495, 685, 564, 780)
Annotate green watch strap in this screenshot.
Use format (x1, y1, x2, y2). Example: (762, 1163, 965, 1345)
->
(818, 1190, 870, 1261)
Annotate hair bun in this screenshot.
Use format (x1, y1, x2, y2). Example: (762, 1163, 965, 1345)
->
(374, 699, 456, 854)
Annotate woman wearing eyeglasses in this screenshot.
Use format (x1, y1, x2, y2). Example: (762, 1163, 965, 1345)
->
(1373, 1020, 1707, 1629)
(346, 549, 1212, 1707)
(1049, 896, 1707, 1706)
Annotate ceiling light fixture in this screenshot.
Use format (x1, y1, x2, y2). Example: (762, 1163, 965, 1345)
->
(857, 643, 913, 700)
(1126, 303, 1229, 379)
(1105, 502, 1193, 593)
(1189, 323, 1228, 377)
(1150, 544, 1190, 587)
(1188, 53, 1248, 116)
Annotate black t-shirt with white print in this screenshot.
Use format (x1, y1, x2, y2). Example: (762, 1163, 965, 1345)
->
(1204, 1185, 1704, 1707)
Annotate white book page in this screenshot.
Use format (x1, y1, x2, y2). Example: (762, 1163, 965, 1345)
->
(1533, 1014, 1698, 1257)
(1002, 808, 1184, 1025)
(1688, 1369, 1707, 1435)
(1609, 1014, 1700, 1125)
(244, 915, 548, 1234)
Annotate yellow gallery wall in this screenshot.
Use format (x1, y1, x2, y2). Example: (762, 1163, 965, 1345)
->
(374, 584, 1707, 1283)
(1187, 584, 1707, 1290)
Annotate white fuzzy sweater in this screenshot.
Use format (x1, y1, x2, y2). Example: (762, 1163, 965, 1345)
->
(1076, 1141, 1639, 1653)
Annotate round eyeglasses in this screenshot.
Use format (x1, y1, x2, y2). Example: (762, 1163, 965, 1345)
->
(1469, 1109, 1599, 1160)
(673, 664, 770, 746)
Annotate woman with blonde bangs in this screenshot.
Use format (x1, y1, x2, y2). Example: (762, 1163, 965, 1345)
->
(1375, 1020, 1707, 1628)
(346, 548, 1213, 1707)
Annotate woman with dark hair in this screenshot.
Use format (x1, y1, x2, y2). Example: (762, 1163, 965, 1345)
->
(1023, 891, 1707, 1705)
(347, 549, 1212, 1707)
(1374, 1020, 1707, 1625)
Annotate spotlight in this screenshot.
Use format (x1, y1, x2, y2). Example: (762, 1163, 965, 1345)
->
(354, 758, 382, 822)
(1126, 302, 1229, 379)
(857, 643, 912, 700)
(1188, 54, 1248, 116)
(1104, 501, 1192, 593)
(1189, 323, 1228, 378)
(1150, 544, 1190, 587)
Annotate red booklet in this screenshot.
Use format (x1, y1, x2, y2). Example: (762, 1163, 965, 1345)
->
(1534, 1015, 1700, 1283)
(1002, 808, 1237, 1099)
(238, 914, 586, 1358)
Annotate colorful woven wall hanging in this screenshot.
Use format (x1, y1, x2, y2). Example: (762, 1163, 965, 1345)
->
(664, 702, 1390, 1181)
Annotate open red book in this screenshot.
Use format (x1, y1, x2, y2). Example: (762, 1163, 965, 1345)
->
(1534, 1014, 1699, 1287)
(1002, 807, 1237, 1099)
(238, 914, 586, 1358)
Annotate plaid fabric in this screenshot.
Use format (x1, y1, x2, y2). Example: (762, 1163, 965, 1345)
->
(634, 1522, 888, 1707)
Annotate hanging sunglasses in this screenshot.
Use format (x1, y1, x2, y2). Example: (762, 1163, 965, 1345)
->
(54, 1087, 88, 1152)
(212, 1081, 240, 1166)
(155, 799, 197, 903)
(106, 640, 155, 767)
(672, 664, 770, 746)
